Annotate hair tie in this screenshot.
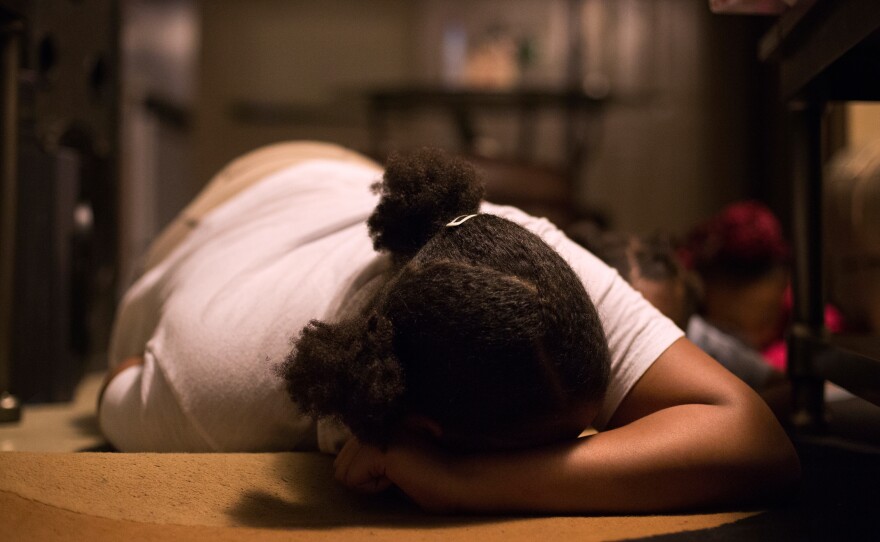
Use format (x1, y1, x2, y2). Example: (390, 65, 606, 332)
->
(446, 214, 479, 227)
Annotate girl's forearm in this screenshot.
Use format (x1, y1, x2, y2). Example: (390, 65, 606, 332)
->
(391, 401, 799, 514)
(379, 340, 800, 514)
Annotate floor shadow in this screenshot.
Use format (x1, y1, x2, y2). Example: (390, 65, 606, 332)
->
(77, 442, 116, 452)
(225, 453, 505, 530)
(69, 413, 102, 437)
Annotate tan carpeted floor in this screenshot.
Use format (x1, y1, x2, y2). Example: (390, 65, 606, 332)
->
(0, 452, 758, 541)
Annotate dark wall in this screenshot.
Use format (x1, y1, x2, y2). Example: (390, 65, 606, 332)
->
(0, 0, 119, 402)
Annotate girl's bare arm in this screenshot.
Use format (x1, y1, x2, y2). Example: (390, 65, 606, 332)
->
(335, 338, 800, 513)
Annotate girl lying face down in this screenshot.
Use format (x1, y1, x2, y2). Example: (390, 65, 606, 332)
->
(283, 150, 608, 453)
(280, 150, 800, 513)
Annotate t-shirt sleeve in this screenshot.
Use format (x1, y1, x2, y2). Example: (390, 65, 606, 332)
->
(482, 204, 685, 430)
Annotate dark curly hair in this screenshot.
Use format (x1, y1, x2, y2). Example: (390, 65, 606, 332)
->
(280, 148, 610, 445)
(573, 229, 682, 284)
(571, 228, 699, 329)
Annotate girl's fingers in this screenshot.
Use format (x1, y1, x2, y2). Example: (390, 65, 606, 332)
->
(334, 437, 362, 483)
(334, 438, 391, 493)
(359, 475, 392, 493)
(333, 437, 355, 469)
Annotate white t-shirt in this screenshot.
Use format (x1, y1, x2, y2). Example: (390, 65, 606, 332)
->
(100, 158, 683, 452)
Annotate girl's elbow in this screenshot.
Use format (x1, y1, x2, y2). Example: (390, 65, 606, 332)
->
(768, 435, 801, 494)
(738, 401, 802, 499)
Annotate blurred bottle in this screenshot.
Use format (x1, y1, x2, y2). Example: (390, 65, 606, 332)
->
(442, 22, 468, 88)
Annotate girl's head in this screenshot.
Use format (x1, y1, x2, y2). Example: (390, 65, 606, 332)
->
(281, 149, 610, 449)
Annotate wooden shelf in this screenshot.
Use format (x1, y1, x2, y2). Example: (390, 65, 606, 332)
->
(366, 85, 610, 226)
(368, 86, 606, 111)
(819, 336, 880, 407)
(759, 0, 880, 101)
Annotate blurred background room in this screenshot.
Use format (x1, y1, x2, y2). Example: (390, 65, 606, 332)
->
(1, 0, 878, 451)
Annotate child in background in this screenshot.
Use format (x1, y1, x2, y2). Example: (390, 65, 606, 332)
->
(569, 226, 786, 395)
(679, 202, 790, 356)
(679, 201, 844, 371)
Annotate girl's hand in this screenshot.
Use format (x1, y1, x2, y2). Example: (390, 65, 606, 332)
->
(334, 434, 459, 513)
(333, 437, 392, 493)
